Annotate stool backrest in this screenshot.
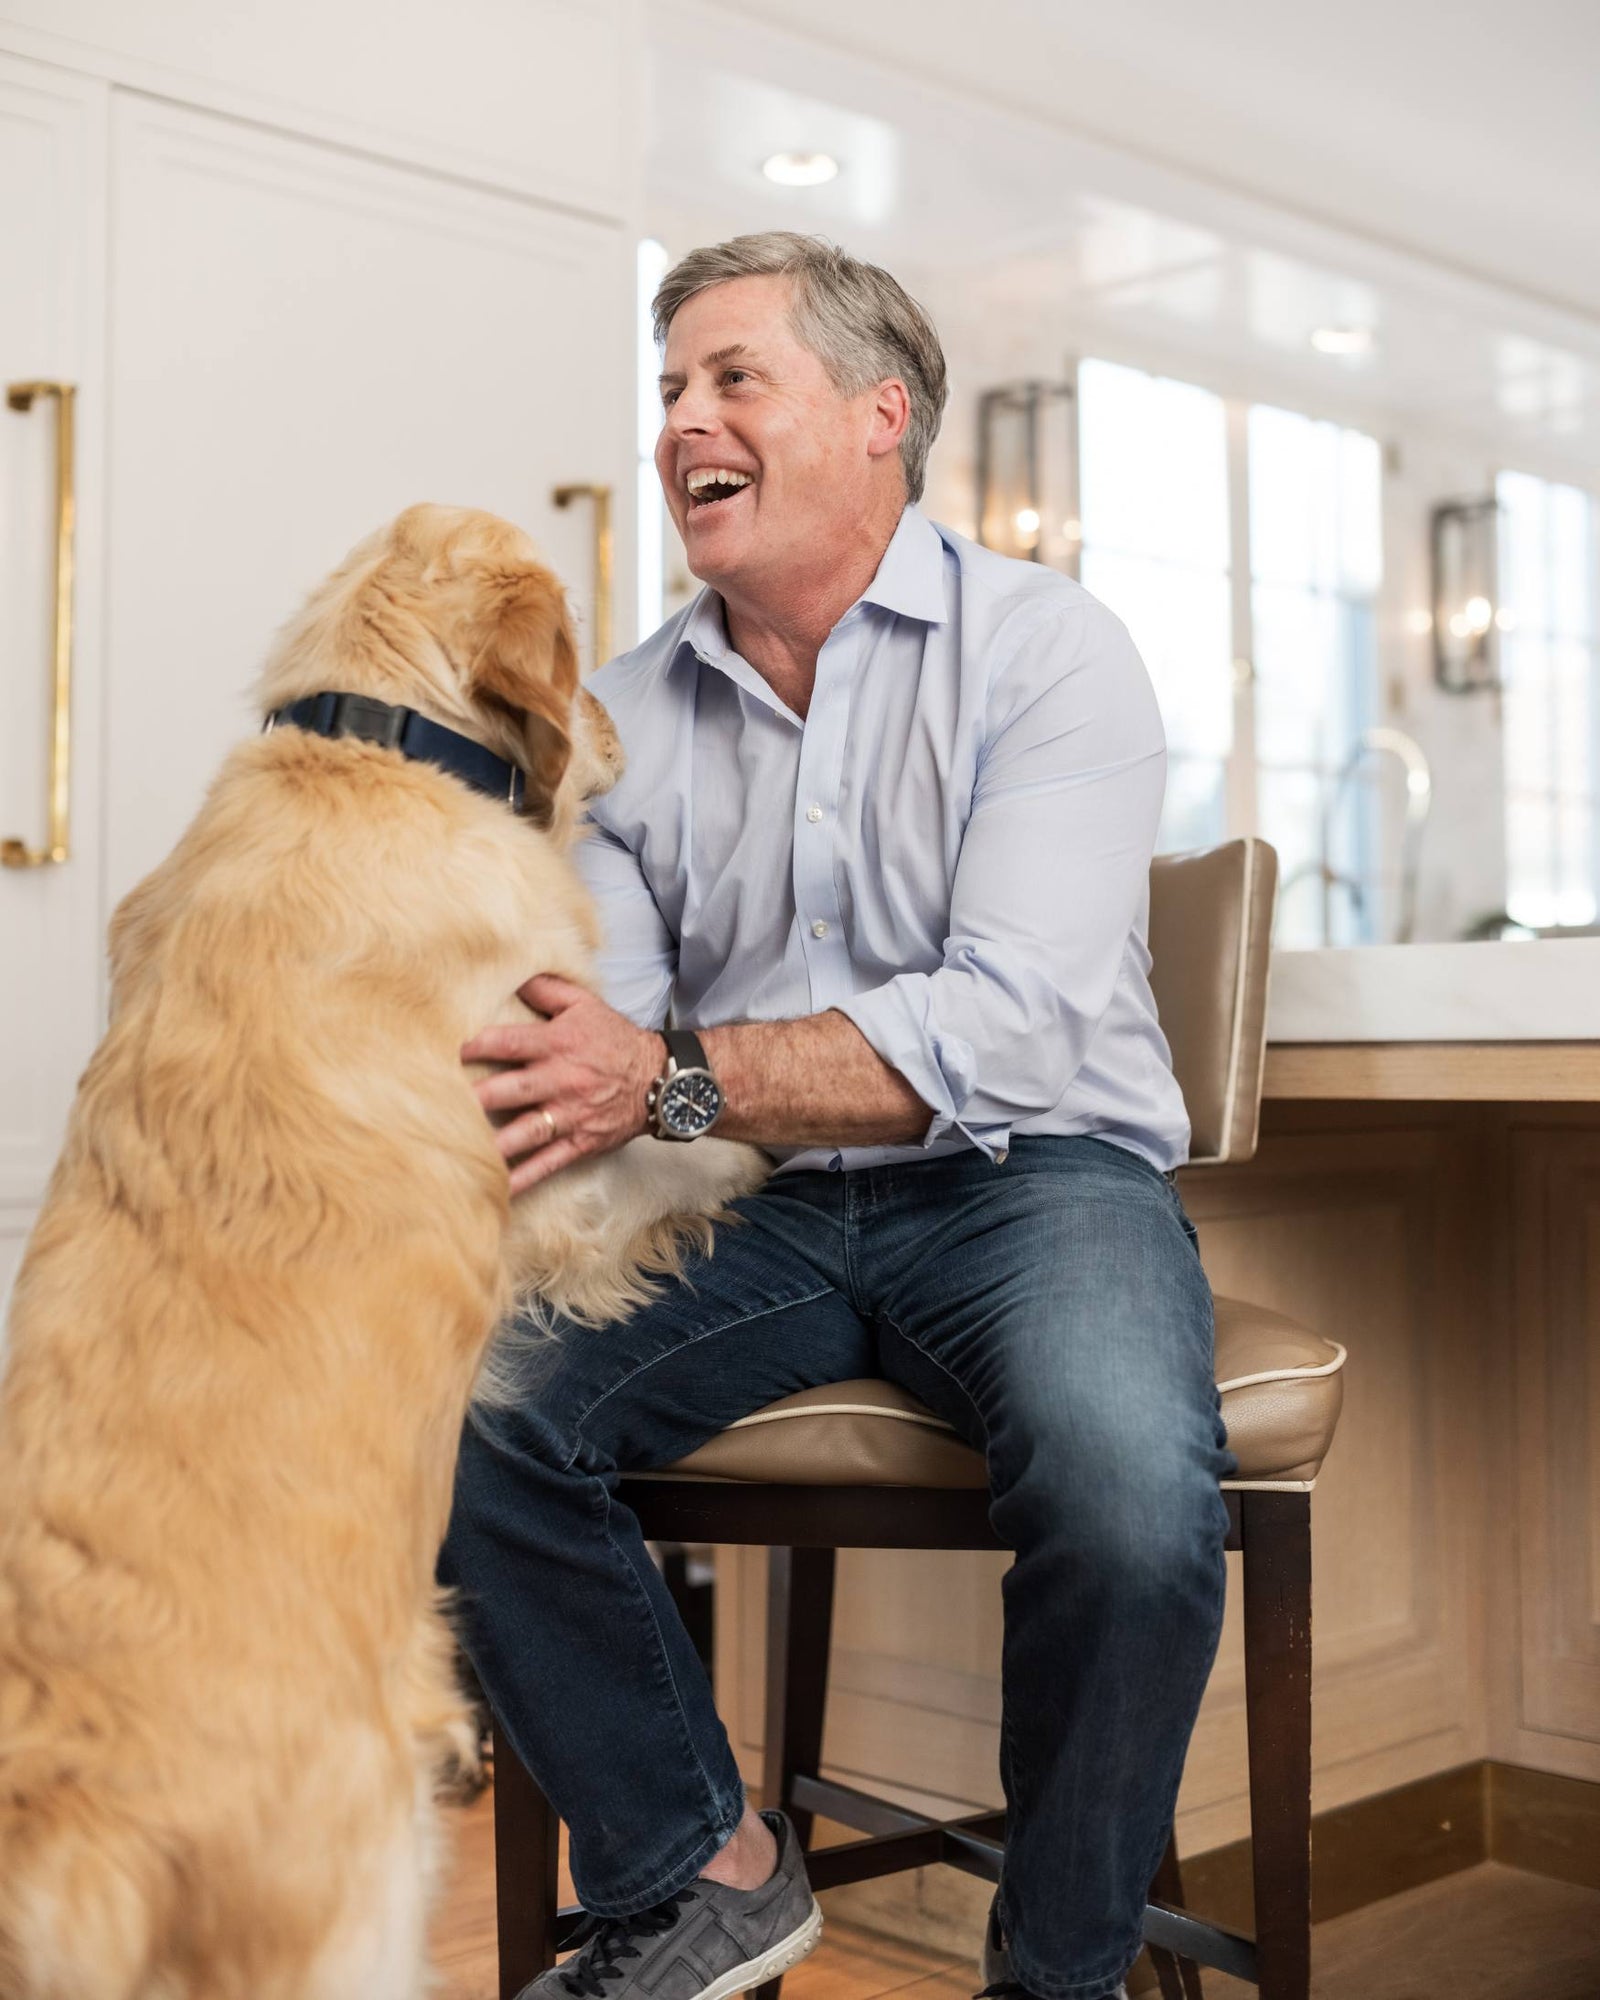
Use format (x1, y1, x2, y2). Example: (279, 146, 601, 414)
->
(1147, 838, 1278, 1166)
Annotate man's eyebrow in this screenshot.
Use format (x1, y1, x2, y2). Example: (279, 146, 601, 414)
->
(658, 343, 760, 387)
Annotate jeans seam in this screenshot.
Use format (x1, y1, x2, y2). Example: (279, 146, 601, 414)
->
(586, 1472, 744, 1904)
(842, 1176, 865, 1317)
(559, 1283, 837, 1469)
(877, 1303, 989, 1449)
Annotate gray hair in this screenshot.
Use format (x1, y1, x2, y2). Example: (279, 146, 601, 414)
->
(652, 231, 948, 504)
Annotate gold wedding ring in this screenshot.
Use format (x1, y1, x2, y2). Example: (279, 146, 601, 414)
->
(540, 1108, 559, 1145)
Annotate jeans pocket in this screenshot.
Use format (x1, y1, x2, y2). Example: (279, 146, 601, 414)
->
(1163, 1172, 1203, 1258)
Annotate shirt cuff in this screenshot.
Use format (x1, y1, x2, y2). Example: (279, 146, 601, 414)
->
(834, 980, 1014, 1164)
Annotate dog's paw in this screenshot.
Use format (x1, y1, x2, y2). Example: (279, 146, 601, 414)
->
(689, 1137, 772, 1209)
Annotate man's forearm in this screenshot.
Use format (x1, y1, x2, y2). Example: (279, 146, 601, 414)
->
(699, 1010, 931, 1148)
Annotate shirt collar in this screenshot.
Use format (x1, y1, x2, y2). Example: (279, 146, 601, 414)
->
(857, 506, 949, 625)
(679, 587, 732, 666)
(672, 505, 949, 672)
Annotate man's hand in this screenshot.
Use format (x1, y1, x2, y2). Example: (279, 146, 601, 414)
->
(461, 974, 665, 1194)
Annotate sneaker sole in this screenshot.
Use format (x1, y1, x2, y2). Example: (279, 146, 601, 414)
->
(692, 1897, 824, 2000)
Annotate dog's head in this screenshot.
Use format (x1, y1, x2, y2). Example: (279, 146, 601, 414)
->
(257, 504, 621, 836)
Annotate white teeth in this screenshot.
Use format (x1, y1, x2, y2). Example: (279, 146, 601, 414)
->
(686, 468, 753, 493)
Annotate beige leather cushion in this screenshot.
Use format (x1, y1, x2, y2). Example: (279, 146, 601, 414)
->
(649, 1297, 1344, 1489)
(1148, 840, 1279, 1165)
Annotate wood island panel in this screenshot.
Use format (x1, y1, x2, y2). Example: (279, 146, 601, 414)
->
(1264, 1043, 1600, 1101)
(711, 1083, 1600, 1939)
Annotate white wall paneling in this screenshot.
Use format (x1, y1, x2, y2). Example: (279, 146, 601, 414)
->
(103, 90, 632, 911)
(0, 51, 108, 1328)
(0, 0, 641, 223)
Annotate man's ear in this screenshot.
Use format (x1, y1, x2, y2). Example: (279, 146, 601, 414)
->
(866, 376, 911, 459)
(468, 567, 581, 822)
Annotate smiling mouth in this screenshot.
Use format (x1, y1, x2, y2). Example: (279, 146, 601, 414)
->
(685, 468, 754, 512)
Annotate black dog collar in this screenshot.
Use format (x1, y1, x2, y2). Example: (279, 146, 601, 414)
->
(265, 691, 527, 815)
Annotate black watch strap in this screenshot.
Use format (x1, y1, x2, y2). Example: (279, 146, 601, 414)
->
(662, 1028, 710, 1074)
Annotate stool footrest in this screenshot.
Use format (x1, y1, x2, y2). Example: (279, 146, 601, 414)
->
(1145, 1903, 1258, 1984)
(786, 1775, 1257, 1983)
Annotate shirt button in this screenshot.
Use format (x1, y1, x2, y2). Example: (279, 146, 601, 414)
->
(806, 804, 823, 822)
(811, 919, 829, 938)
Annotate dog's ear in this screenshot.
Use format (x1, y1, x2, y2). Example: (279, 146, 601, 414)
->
(468, 566, 581, 824)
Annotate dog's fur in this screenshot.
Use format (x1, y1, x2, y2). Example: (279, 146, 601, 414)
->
(0, 505, 768, 1999)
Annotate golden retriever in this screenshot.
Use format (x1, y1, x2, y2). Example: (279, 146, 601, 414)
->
(0, 504, 767, 1999)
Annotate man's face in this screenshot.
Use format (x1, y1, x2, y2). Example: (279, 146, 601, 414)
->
(655, 274, 895, 596)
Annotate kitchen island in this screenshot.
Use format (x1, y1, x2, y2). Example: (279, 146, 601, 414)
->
(711, 941, 1600, 1943)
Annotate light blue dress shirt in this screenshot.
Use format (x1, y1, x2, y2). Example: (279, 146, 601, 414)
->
(577, 506, 1190, 1175)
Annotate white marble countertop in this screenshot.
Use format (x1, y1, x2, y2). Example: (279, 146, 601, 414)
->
(1266, 939, 1600, 1043)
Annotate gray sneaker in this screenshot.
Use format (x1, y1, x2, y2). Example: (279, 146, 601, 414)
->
(520, 1812, 823, 2000)
(979, 1895, 1125, 2000)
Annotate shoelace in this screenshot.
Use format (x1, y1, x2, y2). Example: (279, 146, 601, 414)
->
(558, 1888, 701, 1998)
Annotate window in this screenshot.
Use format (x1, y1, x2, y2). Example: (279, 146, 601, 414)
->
(1075, 361, 1382, 941)
(1249, 407, 1382, 947)
(1077, 358, 1233, 853)
(1498, 470, 1599, 928)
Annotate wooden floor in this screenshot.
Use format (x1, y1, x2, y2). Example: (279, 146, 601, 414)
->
(430, 1794, 1600, 2000)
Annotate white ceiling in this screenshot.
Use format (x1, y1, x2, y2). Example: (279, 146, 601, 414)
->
(645, 0, 1600, 475)
(711, 0, 1600, 324)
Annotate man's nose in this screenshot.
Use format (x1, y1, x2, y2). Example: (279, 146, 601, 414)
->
(665, 379, 717, 434)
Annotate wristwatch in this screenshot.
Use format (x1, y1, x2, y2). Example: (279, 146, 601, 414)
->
(646, 1028, 725, 1142)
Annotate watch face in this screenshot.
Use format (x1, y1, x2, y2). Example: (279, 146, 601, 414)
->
(660, 1069, 722, 1137)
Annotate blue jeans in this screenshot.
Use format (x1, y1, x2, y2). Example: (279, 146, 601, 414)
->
(441, 1136, 1232, 2000)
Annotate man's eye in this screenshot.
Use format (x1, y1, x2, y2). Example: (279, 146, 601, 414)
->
(661, 389, 680, 408)
(722, 370, 749, 386)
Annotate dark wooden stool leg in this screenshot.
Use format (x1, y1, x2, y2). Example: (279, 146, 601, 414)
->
(756, 1545, 837, 2000)
(1241, 1491, 1313, 2000)
(1146, 1830, 1205, 2000)
(493, 1719, 561, 2000)
(761, 1545, 837, 1844)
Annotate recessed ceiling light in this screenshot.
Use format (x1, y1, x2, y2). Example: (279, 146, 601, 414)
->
(1309, 325, 1374, 357)
(762, 151, 839, 187)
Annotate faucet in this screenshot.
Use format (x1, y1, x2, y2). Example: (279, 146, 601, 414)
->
(1275, 727, 1433, 945)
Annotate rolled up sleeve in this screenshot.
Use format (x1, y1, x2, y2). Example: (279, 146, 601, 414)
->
(572, 819, 678, 1030)
(835, 599, 1166, 1161)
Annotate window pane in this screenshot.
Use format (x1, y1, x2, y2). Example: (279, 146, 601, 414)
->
(1080, 547, 1232, 762)
(1079, 358, 1229, 570)
(1078, 356, 1232, 854)
(1159, 756, 1226, 853)
(1248, 405, 1382, 941)
(1497, 469, 1599, 931)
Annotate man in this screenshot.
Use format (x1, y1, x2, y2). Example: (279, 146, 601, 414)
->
(444, 231, 1231, 2000)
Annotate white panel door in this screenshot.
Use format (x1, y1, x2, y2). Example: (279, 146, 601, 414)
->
(104, 90, 632, 912)
(0, 52, 107, 1319)
(0, 0, 637, 221)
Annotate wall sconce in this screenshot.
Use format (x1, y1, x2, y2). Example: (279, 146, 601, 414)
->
(977, 380, 1080, 575)
(1430, 496, 1500, 692)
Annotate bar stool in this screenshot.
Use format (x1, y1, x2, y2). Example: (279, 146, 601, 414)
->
(489, 837, 1345, 2000)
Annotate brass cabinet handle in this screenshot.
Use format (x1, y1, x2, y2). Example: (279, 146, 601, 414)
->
(4, 380, 77, 869)
(553, 482, 613, 673)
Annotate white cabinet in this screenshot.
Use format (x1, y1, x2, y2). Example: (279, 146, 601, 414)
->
(0, 52, 107, 1309)
(104, 93, 630, 907)
(0, 0, 638, 221)
(0, 15, 637, 1325)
